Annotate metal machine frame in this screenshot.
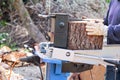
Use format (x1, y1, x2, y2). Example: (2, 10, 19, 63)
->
(35, 42, 120, 80)
(36, 14, 120, 80)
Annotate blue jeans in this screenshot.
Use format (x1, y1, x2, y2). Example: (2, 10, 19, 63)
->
(105, 66, 120, 80)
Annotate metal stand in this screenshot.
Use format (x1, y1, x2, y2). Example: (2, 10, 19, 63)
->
(104, 60, 120, 80)
(45, 63, 69, 80)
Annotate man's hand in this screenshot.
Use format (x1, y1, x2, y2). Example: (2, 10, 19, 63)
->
(86, 22, 107, 36)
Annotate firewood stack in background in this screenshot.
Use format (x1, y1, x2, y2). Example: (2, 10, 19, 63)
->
(0, 46, 27, 67)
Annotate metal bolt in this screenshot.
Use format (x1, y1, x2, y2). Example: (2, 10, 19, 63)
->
(59, 22, 65, 28)
(66, 52, 70, 57)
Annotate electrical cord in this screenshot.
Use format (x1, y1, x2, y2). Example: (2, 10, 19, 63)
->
(36, 62, 44, 80)
(20, 56, 44, 80)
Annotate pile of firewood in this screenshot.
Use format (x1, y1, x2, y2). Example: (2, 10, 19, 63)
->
(0, 46, 28, 80)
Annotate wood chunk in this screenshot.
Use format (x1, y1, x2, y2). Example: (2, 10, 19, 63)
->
(68, 21, 103, 50)
(2, 51, 26, 62)
(2, 51, 27, 67)
(0, 46, 12, 53)
(79, 65, 105, 80)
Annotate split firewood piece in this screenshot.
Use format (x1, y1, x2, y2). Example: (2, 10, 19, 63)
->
(2, 51, 27, 67)
(0, 46, 12, 54)
(2, 51, 26, 62)
(79, 65, 105, 80)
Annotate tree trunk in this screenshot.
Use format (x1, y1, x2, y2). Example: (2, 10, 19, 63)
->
(68, 20, 105, 80)
(13, 0, 47, 43)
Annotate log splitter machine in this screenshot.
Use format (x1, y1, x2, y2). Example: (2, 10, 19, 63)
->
(21, 13, 120, 80)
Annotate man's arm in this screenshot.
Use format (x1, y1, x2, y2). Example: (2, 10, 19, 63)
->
(107, 24, 120, 44)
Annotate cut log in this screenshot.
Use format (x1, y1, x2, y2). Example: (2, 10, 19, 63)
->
(68, 20, 105, 80)
(68, 21, 103, 50)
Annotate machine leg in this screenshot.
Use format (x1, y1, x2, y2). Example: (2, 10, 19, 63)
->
(45, 63, 70, 80)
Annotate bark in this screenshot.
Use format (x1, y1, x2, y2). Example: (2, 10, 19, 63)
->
(13, 0, 47, 43)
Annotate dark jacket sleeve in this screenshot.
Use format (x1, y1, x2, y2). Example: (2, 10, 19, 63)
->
(107, 24, 120, 44)
(103, 0, 113, 26)
(103, 0, 120, 44)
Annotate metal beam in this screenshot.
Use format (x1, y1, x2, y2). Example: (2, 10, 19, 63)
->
(52, 45, 120, 66)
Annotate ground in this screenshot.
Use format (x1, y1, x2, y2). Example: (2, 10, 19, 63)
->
(13, 64, 41, 80)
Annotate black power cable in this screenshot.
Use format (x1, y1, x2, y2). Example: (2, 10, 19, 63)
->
(20, 56, 44, 80)
(35, 61, 44, 80)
